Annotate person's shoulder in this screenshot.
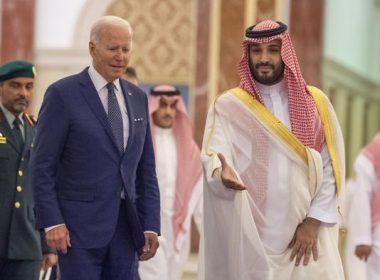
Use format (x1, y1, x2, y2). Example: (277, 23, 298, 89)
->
(214, 88, 236, 104)
(306, 85, 326, 97)
(307, 85, 333, 107)
(48, 68, 88, 90)
(120, 79, 147, 99)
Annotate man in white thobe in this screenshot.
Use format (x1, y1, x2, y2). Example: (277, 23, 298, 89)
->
(139, 85, 203, 280)
(200, 20, 345, 280)
(348, 132, 380, 280)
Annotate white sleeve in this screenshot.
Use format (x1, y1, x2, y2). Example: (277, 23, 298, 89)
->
(201, 104, 240, 200)
(308, 144, 338, 224)
(350, 154, 376, 246)
(45, 224, 65, 232)
(192, 177, 203, 232)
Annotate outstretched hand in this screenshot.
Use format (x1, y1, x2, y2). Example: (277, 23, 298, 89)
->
(217, 153, 246, 191)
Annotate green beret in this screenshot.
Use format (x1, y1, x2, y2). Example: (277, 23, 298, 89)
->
(0, 60, 36, 82)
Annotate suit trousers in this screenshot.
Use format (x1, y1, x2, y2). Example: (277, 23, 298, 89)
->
(58, 201, 138, 280)
(0, 258, 41, 280)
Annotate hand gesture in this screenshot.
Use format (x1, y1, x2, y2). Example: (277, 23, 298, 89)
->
(217, 153, 246, 191)
(289, 217, 320, 266)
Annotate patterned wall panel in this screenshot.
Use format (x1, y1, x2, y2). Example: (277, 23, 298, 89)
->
(106, 0, 196, 84)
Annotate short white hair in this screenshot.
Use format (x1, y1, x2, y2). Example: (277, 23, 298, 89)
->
(90, 16, 133, 43)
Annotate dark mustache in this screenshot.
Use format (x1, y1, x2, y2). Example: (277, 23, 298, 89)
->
(255, 62, 274, 68)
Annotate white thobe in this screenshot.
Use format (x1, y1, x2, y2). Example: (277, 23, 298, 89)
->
(200, 85, 345, 280)
(139, 126, 202, 280)
(349, 154, 380, 280)
(256, 81, 337, 249)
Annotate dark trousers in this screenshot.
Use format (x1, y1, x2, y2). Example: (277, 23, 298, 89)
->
(58, 202, 138, 280)
(0, 258, 40, 280)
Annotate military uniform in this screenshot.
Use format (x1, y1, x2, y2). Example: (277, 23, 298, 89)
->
(0, 60, 54, 279)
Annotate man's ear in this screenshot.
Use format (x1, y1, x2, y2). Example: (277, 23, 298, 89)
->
(89, 42, 95, 54)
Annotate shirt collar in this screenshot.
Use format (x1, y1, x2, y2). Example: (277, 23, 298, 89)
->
(155, 125, 174, 135)
(0, 104, 24, 128)
(255, 79, 287, 97)
(88, 64, 122, 93)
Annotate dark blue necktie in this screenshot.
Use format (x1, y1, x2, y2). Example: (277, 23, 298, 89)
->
(106, 82, 124, 154)
(12, 118, 24, 152)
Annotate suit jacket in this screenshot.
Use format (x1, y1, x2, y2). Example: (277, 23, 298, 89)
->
(0, 109, 52, 260)
(30, 68, 160, 251)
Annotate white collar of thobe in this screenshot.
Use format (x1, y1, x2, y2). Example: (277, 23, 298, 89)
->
(155, 125, 174, 136)
(255, 79, 287, 98)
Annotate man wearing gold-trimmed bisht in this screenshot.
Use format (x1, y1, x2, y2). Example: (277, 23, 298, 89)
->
(200, 20, 345, 280)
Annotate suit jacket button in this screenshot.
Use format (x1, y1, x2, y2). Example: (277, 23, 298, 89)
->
(18, 170, 23, 176)
(15, 202, 21, 208)
(16, 186, 22, 192)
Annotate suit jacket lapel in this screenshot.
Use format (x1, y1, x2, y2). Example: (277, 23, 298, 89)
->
(78, 69, 121, 154)
(0, 108, 21, 153)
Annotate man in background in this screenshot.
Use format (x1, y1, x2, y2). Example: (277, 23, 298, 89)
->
(123, 66, 139, 85)
(0, 60, 56, 279)
(349, 132, 380, 280)
(139, 85, 203, 280)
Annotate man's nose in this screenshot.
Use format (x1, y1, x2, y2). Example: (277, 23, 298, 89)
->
(19, 86, 28, 97)
(164, 107, 175, 115)
(115, 49, 123, 60)
(260, 51, 270, 63)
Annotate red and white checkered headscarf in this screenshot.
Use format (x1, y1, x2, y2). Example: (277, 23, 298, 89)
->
(148, 85, 203, 250)
(239, 20, 324, 151)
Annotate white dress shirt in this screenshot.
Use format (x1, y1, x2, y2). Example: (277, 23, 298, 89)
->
(0, 104, 25, 140)
(88, 65, 129, 148)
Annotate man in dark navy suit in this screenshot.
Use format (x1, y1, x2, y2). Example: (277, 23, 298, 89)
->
(31, 16, 160, 279)
(0, 60, 56, 279)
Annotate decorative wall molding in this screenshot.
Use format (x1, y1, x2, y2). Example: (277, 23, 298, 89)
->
(323, 58, 380, 99)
